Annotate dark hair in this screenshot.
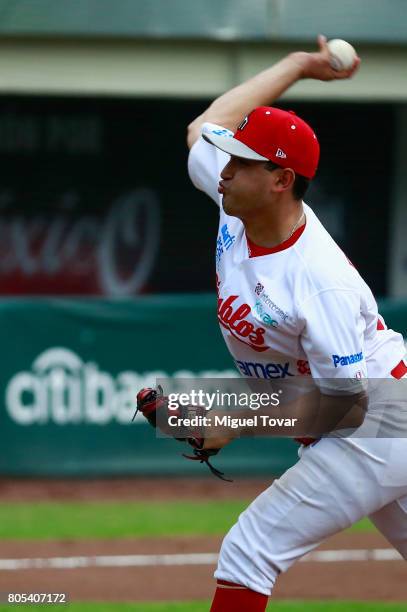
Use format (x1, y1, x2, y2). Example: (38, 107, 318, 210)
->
(264, 161, 310, 201)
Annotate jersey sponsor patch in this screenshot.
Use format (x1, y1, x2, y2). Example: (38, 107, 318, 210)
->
(216, 223, 236, 266)
(297, 359, 311, 375)
(255, 282, 264, 296)
(203, 124, 234, 139)
(332, 351, 363, 368)
(235, 359, 294, 379)
(253, 299, 278, 327)
(253, 283, 290, 321)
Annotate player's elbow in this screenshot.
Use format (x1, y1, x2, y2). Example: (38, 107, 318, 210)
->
(340, 392, 368, 429)
(351, 401, 367, 428)
(187, 115, 204, 149)
(317, 391, 368, 434)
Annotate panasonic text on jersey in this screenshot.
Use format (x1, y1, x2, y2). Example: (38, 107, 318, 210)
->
(332, 352, 363, 368)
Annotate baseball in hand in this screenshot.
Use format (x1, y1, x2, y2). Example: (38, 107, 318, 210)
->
(327, 39, 357, 71)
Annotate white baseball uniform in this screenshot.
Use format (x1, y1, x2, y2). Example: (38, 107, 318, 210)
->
(188, 124, 407, 595)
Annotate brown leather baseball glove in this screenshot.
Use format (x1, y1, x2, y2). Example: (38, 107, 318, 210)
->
(134, 385, 231, 481)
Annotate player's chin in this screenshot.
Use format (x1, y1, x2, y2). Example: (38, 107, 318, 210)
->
(222, 195, 237, 216)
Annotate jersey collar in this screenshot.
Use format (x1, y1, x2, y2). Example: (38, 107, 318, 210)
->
(247, 221, 306, 258)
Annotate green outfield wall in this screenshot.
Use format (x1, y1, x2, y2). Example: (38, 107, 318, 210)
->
(0, 295, 405, 477)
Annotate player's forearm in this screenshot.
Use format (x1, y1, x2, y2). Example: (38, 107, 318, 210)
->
(202, 390, 367, 449)
(309, 392, 367, 436)
(187, 37, 360, 148)
(187, 54, 304, 148)
(203, 55, 304, 131)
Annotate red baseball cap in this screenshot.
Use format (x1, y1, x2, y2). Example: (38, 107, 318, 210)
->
(202, 106, 320, 179)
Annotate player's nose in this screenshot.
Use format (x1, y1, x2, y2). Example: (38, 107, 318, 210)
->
(220, 160, 234, 179)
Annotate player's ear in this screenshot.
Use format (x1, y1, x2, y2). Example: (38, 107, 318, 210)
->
(272, 168, 296, 193)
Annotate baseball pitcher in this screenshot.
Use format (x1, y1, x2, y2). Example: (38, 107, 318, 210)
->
(138, 35, 407, 611)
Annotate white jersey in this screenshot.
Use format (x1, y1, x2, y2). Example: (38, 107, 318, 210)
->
(188, 130, 406, 394)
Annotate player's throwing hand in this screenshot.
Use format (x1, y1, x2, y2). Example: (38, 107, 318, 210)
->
(290, 34, 360, 81)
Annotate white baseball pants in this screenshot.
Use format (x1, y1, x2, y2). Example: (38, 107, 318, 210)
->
(215, 436, 407, 596)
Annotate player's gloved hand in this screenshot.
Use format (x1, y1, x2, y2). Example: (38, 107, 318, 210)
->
(135, 385, 166, 428)
(134, 386, 231, 481)
(135, 384, 204, 440)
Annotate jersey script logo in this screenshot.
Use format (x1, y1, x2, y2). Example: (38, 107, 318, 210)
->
(217, 295, 268, 352)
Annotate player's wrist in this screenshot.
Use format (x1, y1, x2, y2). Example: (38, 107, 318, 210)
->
(287, 52, 313, 79)
(203, 437, 232, 450)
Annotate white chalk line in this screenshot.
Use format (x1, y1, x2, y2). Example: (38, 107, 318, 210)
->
(0, 549, 403, 571)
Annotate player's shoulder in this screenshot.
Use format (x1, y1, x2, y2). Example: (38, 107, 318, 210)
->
(295, 204, 362, 296)
(187, 123, 231, 206)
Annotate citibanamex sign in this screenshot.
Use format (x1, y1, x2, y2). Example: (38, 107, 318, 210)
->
(5, 347, 241, 426)
(5, 347, 149, 426)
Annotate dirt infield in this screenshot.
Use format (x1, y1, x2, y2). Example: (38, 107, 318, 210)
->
(0, 478, 405, 603)
(0, 532, 405, 602)
(0, 476, 269, 501)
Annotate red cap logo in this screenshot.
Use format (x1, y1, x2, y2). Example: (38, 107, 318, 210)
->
(234, 107, 320, 179)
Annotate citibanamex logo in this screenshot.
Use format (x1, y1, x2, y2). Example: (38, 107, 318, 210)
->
(5, 347, 144, 426)
(5, 347, 241, 426)
(217, 295, 268, 352)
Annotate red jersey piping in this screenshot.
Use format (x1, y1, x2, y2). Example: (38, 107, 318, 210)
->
(247, 222, 306, 258)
